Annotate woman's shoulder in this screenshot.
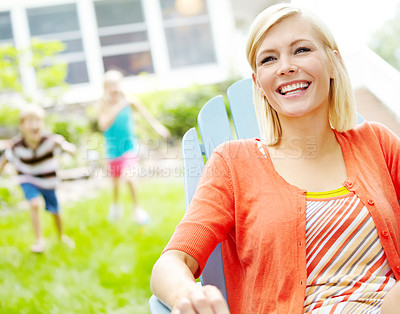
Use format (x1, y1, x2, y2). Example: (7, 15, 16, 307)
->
(336, 121, 400, 149)
(341, 121, 397, 138)
(213, 139, 261, 159)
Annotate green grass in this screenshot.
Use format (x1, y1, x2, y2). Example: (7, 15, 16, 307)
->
(0, 178, 185, 313)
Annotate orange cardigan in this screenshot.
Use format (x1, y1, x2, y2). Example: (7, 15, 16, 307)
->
(164, 122, 400, 313)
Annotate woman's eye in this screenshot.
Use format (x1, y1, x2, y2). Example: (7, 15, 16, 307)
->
(295, 47, 311, 54)
(261, 56, 276, 64)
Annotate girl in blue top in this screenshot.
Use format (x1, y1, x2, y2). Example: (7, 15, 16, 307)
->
(98, 70, 170, 224)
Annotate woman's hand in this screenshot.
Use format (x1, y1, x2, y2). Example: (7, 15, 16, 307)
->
(151, 250, 229, 313)
(171, 284, 230, 314)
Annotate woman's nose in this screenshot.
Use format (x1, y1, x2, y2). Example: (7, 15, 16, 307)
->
(276, 57, 297, 76)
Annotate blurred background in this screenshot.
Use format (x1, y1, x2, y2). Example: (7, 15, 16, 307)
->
(1, 0, 400, 313)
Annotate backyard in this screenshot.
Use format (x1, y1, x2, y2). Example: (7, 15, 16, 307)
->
(0, 176, 185, 313)
(0, 42, 236, 314)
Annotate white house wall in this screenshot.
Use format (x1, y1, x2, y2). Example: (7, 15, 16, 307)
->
(0, 0, 238, 104)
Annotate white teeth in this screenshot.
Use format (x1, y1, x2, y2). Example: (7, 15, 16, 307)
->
(280, 82, 309, 94)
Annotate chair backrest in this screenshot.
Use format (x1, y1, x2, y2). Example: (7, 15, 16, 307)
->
(181, 78, 257, 303)
(186, 94, 234, 301)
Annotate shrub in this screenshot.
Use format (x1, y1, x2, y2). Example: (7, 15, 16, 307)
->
(47, 114, 90, 146)
(137, 79, 238, 139)
(0, 44, 21, 93)
(0, 177, 23, 210)
(0, 105, 20, 139)
(0, 105, 19, 127)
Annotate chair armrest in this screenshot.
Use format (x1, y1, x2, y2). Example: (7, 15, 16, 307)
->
(149, 295, 171, 314)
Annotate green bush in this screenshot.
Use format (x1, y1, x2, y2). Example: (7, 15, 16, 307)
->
(48, 115, 90, 145)
(0, 105, 19, 127)
(137, 79, 238, 139)
(0, 44, 21, 93)
(0, 39, 67, 96)
(0, 178, 23, 210)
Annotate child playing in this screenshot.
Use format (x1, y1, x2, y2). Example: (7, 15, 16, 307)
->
(98, 70, 170, 224)
(0, 104, 76, 253)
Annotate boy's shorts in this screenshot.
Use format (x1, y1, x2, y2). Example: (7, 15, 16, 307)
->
(20, 183, 59, 214)
(108, 152, 139, 178)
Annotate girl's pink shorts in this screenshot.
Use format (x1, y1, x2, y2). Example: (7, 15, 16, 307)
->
(108, 152, 139, 177)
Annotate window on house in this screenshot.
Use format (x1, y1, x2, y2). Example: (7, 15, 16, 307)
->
(0, 11, 13, 44)
(94, 0, 154, 76)
(27, 4, 89, 84)
(160, 0, 216, 68)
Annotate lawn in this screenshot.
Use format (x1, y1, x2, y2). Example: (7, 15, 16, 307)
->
(0, 178, 185, 314)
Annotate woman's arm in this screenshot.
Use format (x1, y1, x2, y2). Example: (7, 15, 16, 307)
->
(381, 281, 400, 313)
(150, 250, 229, 313)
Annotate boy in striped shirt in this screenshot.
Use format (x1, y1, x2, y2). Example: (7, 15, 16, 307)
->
(0, 104, 76, 253)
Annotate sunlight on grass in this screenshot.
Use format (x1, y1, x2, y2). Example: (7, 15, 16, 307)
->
(0, 178, 185, 313)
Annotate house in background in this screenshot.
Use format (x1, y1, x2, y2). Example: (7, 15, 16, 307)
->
(1, 0, 400, 138)
(0, 0, 238, 103)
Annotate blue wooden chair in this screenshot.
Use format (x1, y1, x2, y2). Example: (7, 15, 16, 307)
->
(149, 78, 255, 313)
(148, 78, 365, 312)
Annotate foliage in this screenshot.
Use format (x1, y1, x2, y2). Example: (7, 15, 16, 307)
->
(137, 79, 238, 139)
(0, 44, 21, 93)
(48, 116, 88, 145)
(369, 4, 400, 71)
(0, 178, 23, 210)
(0, 39, 69, 139)
(30, 38, 68, 92)
(0, 105, 19, 127)
(0, 39, 68, 99)
(0, 178, 185, 313)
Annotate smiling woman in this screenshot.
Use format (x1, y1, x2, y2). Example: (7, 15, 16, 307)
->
(150, 3, 400, 314)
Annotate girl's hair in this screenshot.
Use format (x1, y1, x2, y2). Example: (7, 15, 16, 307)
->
(246, 3, 357, 145)
(103, 69, 123, 84)
(19, 104, 45, 123)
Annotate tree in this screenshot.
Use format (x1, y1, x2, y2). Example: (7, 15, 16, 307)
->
(0, 39, 68, 99)
(368, 4, 400, 71)
(0, 44, 21, 93)
(0, 39, 68, 138)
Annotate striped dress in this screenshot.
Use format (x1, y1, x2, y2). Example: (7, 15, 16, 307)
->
(303, 188, 396, 313)
(5, 135, 63, 190)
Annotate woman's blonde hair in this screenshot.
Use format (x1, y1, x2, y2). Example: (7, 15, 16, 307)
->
(246, 3, 357, 145)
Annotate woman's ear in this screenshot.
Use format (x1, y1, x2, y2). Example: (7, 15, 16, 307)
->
(252, 72, 265, 96)
(330, 50, 340, 79)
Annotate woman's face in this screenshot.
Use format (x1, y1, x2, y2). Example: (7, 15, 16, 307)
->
(253, 15, 333, 120)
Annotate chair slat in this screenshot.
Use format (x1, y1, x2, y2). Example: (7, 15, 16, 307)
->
(227, 78, 259, 139)
(198, 95, 233, 159)
(195, 96, 230, 302)
(149, 295, 170, 313)
(182, 127, 204, 208)
(200, 243, 228, 301)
